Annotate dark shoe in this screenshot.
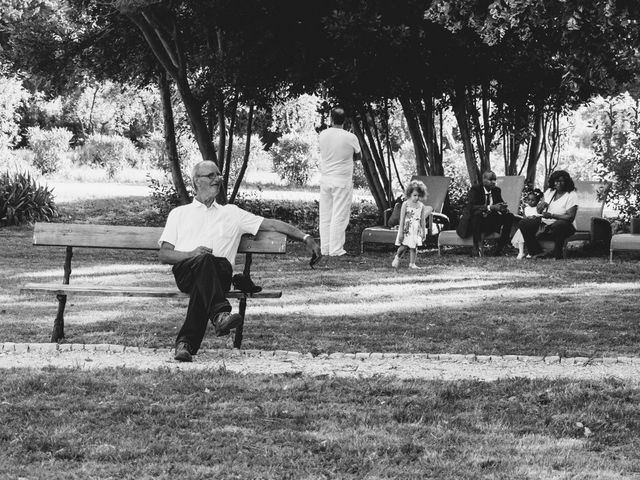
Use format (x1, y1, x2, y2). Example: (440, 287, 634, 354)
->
(472, 244, 484, 257)
(174, 342, 192, 362)
(212, 312, 243, 336)
(232, 273, 262, 293)
(532, 251, 553, 260)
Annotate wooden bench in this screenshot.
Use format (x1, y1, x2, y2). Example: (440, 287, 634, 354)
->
(20, 223, 287, 348)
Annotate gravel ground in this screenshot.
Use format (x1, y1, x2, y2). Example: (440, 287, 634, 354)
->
(2, 343, 639, 383)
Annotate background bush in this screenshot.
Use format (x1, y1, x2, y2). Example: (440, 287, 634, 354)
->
(271, 134, 314, 186)
(235, 192, 377, 235)
(27, 127, 72, 175)
(76, 133, 141, 178)
(0, 76, 28, 150)
(0, 170, 57, 226)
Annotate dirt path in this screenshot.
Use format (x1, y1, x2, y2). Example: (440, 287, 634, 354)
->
(2, 343, 639, 382)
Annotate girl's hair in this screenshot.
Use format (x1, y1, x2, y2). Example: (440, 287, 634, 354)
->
(527, 188, 543, 202)
(547, 170, 576, 192)
(404, 179, 428, 199)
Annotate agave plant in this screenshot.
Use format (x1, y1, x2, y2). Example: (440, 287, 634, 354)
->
(0, 171, 58, 226)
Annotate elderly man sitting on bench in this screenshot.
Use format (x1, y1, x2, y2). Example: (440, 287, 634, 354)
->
(159, 160, 322, 362)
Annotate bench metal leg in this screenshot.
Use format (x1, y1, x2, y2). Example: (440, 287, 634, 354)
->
(52, 294, 66, 342)
(233, 297, 247, 348)
(51, 246, 73, 342)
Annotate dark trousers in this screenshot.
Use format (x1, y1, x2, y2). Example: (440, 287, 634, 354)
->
(172, 254, 233, 353)
(469, 211, 514, 249)
(519, 217, 576, 259)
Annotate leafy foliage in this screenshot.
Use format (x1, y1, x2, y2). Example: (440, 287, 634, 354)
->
(0, 170, 57, 225)
(0, 75, 28, 150)
(270, 134, 315, 187)
(76, 133, 141, 178)
(27, 126, 72, 175)
(593, 94, 640, 223)
(235, 192, 377, 235)
(147, 174, 193, 220)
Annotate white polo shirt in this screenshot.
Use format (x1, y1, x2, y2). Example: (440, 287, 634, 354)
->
(542, 189, 578, 227)
(159, 199, 264, 264)
(318, 127, 361, 187)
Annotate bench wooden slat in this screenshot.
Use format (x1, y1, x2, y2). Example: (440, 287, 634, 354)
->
(20, 283, 282, 299)
(33, 223, 287, 254)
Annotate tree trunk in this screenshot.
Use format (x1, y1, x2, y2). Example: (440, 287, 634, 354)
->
(525, 105, 544, 185)
(359, 106, 391, 203)
(417, 95, 445, 176)
(400, 96, 429, 175)
(352, 119, 388, 215)
(124, 9, 218, 165)
(451, 84, 479, 184)
(230, 104, 254, 203)
(159, 70, 190, 205)
(223, 94, 239, 192)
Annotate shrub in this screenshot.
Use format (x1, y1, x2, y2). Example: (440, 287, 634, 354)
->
(0, 170, 57, 226)
(76, 134, 141, 178)
(353, 161, 369, 189)
(27, 126, 72, 175)
(592, 94, 640, 223)
(147, 174, 193, 220)
(0, 76, 28, 150)
(271, 134, 314, 186)
(442, 164, 471, 229)
(234, 192, 377, 235)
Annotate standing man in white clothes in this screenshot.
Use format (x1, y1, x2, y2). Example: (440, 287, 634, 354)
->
(318, 107, 362, 256)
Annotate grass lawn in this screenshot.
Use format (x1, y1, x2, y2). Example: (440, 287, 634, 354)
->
(0, 370, 639, 479)
(2, 194, 640, 356)
(2, 191, 640, 479)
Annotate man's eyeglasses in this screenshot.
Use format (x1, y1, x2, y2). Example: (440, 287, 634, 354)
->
(197, 172, 220, 181)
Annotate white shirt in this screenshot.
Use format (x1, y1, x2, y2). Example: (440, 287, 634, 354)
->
(523, 205, 541, 217)
(483, 187, 493, 207)
(159, 199, 263, 264)
(542, 189, 578, 226)
(318, 127, 361, 187)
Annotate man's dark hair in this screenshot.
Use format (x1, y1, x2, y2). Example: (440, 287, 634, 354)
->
(547, 170, 576, 192)
(330, 107, 346, 125)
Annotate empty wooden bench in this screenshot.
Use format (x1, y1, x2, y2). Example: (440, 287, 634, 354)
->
(20, 222, 287, 348)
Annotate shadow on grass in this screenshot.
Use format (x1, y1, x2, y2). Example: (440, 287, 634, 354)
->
(4, 223, 640, 356)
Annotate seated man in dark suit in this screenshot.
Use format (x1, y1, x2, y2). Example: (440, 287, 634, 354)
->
(456, 170, 515, 256)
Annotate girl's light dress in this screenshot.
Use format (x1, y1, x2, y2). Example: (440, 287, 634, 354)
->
(395, 203, 425, 248)
(511, 205, 540, 247)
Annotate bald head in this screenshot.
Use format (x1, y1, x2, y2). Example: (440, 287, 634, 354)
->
(191, 161, 220, 188)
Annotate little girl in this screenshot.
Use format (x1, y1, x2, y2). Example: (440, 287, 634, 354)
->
(512, 189, 543, 260)
(392, 180, 433, 269)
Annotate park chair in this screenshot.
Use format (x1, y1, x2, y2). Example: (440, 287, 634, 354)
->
(437, 176, 526, 255)
(360, 175, 451, 253)
(538, 180, 611, 258)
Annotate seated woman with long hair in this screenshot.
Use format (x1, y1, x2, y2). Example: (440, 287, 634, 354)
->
(517, 170, 578, 260)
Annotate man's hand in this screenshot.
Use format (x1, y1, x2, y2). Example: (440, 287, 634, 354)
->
(190, 246, 212, 256)
(490, 202, 508, 213)
(304, 236, 323, 268)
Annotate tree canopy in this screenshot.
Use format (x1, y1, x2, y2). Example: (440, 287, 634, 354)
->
(3, 0, 640, 213)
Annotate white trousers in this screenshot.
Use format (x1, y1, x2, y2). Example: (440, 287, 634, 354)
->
(319, 183, 353, 256)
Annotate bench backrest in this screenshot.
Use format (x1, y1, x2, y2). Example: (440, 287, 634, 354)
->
(33, 223, 287, 254)
(496, 176, 525, 215)
(573, 180, 609, 232)
(411, 175, 452, 213)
